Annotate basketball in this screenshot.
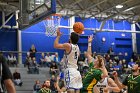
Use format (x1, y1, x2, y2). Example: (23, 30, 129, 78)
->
(73, 22, 84, 34)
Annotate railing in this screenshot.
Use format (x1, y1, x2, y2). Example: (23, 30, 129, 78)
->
(1, 51, 57, 64)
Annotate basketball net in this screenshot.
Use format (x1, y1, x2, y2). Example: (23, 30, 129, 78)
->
(43, 14, 61, 37)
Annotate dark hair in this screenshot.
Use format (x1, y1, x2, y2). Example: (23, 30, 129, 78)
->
(70, 32, 79, 44)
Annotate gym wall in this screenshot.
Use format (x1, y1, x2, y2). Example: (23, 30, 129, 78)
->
(75, 17, 132, 60)
(0, 12, 135, 63)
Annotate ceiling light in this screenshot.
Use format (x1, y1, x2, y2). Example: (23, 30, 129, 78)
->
(116, 5, 123, 9)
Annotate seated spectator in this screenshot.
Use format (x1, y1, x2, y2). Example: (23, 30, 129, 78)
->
(127, 58, 135, 74)
(113, 61, 123, 76)
(53, 53, 60, 66)
(114, 56, 119, 65)
(107, 63, 114, 73)
(40, 52, 46, 67)
(33, 80, 41, 92)
(128, 58, 135, 69)
(50, 62, 59, 76)
(7, 53, 17, 67)
(24, 52, 30, 67)
(38, 80, 51, 93)
(28, 57, 39, 74)
(13, 69, 23, 86)
(105, 54, 110, 63)
(122, 59, 128, 73)
(50, 75, 57, 93)
(45, 53, 52, 67)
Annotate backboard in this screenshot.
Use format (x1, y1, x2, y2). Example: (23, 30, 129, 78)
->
(18, 0, 56, 30)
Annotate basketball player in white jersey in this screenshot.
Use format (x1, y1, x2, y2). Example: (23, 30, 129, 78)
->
(54, 29, 82, 93)
(93, 77, 120, 93)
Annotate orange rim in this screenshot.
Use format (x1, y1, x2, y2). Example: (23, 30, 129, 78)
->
(45, 14, 61, 20)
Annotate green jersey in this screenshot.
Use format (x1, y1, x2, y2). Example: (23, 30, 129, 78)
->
(38, 88, 51, 93)
(123, 74, 140, 93)
(81, 62, 102, 93)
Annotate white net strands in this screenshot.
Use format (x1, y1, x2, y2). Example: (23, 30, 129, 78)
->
(43, 14, 61, 37)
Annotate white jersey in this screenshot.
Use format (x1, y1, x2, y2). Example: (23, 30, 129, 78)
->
(65, 44, 79, 69)
(94, 77, 109, 93)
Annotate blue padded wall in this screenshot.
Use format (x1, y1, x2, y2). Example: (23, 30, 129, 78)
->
(0, 29, 17, 51)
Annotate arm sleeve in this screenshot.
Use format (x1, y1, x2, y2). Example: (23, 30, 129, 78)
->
(1, 56, 13, 80)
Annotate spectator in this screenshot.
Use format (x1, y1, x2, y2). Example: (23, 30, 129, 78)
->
(7, 53, 17, 67)
(105, 54, 110, 62)
(118, 60, 123, 73)
(33, 80, 41, 92)
(108, 63, 114, 73)
(28, 57, 39, 74)
(107, 47, 114, 58)
(50, 62, 58, 76)
(13, 69, 23, 86)
(109, 59, 113, 65)
(29, 44, 37, 59)
(24, 52, 30, 67)
(114, 56, 119, 65)
(127, 58, 135, 74)
(45, 53, 52, 67)
(122, 59, 128, 73)
(38, 80, 51, 93)
(0, 52, 16, 93)
(128, 58, 135, 69)
(107, 47, 114, 54)
(113, 63, 122, 77)
(40, 52, 46, 67)
(53, 53, 60, 65)
(50, 75, 57, 93)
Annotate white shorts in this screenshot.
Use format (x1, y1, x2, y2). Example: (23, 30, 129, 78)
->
(64, 68, 83, 89)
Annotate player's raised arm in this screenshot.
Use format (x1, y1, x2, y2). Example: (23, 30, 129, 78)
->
(104, 78, 120, 92)
(54, 28, 71, 52)
(86, 35, 93, 64)
(112, 71, 126, 89)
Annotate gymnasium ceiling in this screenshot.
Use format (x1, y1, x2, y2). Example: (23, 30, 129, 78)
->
(0, 0, 140, 23)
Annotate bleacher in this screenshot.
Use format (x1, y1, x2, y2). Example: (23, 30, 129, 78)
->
(10, 65, 50, 93)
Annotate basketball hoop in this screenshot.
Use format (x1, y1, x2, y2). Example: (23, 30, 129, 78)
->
(43, 14, 61, 37)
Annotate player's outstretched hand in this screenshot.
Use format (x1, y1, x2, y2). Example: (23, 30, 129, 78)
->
(88, 35, 93, 43)
(57, 28, 62, 36)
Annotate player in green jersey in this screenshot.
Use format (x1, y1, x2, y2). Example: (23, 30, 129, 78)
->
(81, 35, 108, 93)
(113, 63, 140, 93)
